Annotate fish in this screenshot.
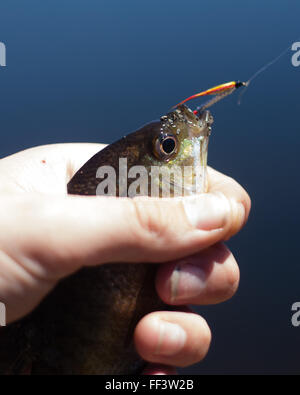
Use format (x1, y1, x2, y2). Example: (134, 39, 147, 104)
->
(0, 105, 213, 375)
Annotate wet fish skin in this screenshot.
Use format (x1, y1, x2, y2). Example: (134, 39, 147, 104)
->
(0, 105, 212, 375)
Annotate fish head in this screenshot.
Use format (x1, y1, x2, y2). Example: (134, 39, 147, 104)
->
(68, 105, 213, 197)
(130, 105, 213, 196)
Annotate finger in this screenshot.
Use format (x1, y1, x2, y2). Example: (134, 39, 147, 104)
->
(143, 364, 177, 375)
(156, 243, 240, 305)
(134, 311, 211, 368)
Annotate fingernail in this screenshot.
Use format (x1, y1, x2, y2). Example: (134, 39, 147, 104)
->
(155, 321, 186, 356)
(170, 262, 207, 303)
(182, 192, 230, 230)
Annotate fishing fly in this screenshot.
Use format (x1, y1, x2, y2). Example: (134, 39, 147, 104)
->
(174, 37, 299, 114)
(173, 80, 247, 114)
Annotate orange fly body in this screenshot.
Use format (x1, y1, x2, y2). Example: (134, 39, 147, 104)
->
(173, 81, 247, 110)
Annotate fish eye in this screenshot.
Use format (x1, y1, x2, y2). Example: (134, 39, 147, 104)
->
(162, 137, 176, 154)
(154, 134, 178, 160)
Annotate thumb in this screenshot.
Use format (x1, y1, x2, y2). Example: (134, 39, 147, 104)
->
(0, 191, 245, 279)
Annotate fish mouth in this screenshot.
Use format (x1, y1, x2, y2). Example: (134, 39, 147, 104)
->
(159, 105, 212, 195)
(194, 110, 214, 138)
(190, 109, 211, 193)
(183, 107, 211, 194)
(166, 105, 213, 139)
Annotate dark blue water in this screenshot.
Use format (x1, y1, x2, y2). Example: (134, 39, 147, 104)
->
(0, 0, 299, 374)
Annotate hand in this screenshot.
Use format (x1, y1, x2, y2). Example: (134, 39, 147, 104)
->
(0, 143, 251, 374)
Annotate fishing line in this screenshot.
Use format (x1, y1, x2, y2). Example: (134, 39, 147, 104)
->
(238, 36, 300, 105)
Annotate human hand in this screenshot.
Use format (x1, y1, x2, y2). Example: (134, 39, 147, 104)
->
(0, 143, 250, 374)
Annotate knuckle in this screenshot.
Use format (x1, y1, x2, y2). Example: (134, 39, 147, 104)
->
(130, 199, 171, 250)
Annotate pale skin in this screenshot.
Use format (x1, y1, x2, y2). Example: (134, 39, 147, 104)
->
(0, 143, 251, 375)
